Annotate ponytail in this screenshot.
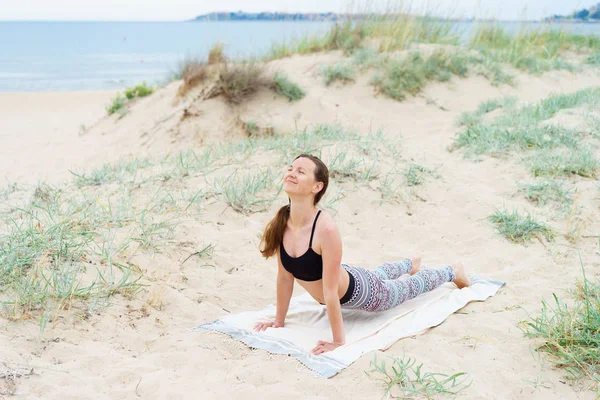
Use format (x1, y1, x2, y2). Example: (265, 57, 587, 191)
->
(259, 204, 290, 259)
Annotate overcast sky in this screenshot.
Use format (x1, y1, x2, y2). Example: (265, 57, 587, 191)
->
(0, 0, 591, 22)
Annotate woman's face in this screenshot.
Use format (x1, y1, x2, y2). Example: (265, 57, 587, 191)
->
(283, 157, 323, 198)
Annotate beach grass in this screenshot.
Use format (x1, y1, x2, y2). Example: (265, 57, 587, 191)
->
(176, 57, 210, 95)
(352, 47, 384, 68)
(405, 163, 436, 186)
(528, 149, 599, 178)
(523, 258, 600, 390)
(453, 88, 600, 156)
(488, 209, 555, 244)
(469, 24, 597, 74)
(217, 61, 268, 104)
(265, 20, 365, 60)
(457, 96, 517, 127)
(367, 354, 471, 398)
(372, 49, 470, 100)
(517, 180, 574, 211)
(586, 51, 600, 65)
(270, 72, 306, 101)
(123, 82, 155, 100)
(320, 61, 356, 86)
(106, 94, 127, 116)
(0, 184, 144, 322)
(0, 122, 409, 323)
(266, 13, 459, 61)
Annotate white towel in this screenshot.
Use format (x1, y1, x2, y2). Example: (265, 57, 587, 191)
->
(191, 276, 505, 378)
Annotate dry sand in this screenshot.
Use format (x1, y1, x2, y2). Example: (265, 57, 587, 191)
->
(1, 52, 599, 399)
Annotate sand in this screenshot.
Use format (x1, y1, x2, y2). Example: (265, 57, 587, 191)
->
(1, 52, 599, 399)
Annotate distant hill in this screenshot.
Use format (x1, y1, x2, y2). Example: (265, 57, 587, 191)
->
(546, 3, 600, 22)
(192, 12, 344, 22)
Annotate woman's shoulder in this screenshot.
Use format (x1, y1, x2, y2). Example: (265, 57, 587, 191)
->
(316, 209, 339, 234)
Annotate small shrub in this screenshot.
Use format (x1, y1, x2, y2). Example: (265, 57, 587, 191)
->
(216, 62, 267, 104)
(320, 62, 355, 86)
(124, 82, 154, 100)
(107, 94, 127, 116)
(270, 72, 305, 101)
(488, 209, 555, 244)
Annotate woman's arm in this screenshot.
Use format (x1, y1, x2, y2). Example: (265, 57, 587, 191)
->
(320, 220, 345, 346)
(255, 250, 294, 331)
(275, 250, 295, 325)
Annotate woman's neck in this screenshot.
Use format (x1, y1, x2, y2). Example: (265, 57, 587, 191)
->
(288, 199, 317, 230)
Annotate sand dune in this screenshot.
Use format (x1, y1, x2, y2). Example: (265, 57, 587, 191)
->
(1, 50, 599, 399)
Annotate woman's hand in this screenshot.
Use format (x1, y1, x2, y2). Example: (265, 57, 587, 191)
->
(253, 320, 284, 332)
(311, 340, 343, 355)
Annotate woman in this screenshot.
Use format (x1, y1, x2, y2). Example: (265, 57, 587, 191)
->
(254, 154, 470, 355)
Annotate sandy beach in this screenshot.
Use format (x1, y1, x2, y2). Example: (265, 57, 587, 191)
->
(1, 37, 600, 399)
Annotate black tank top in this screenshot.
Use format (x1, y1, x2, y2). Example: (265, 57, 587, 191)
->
(280, 210, 323, 281)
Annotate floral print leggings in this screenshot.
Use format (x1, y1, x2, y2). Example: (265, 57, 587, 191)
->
(340, 259, 456, 312)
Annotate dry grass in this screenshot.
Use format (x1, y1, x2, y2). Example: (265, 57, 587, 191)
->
(216, 61, 268, 104)
(208, 42, 227, 65)
(178, 43, 228, 96)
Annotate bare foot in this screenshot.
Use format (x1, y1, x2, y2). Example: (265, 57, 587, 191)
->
(452, 262, 471, 289)
(410, 256, 421, 275)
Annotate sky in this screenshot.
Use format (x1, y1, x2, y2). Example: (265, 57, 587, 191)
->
(0, 0, 592, 22)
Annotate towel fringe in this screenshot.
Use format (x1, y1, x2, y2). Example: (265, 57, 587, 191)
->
(284, 357, 318, 377)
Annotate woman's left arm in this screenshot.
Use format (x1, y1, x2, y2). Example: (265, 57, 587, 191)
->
(313, 219, 345, 354)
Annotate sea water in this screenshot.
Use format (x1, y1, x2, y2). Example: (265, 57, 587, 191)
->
(0, 20, 598, 92)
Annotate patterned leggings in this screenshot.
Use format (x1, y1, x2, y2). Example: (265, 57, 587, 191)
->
(340, 259, 456, 312)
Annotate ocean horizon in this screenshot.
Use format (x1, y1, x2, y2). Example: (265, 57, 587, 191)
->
(1, 20, 599, 92)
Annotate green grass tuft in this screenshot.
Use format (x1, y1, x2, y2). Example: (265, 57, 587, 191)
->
(586, 51, 600, 65)
(211, 168, 278, 214)
(321, 61, 355, 86)
(405, 163, 435, 186)
(470, 24, 596, 74)
(488, 209, 555, 244)
(124, 82, 155, 100)
(352, 47, 383, 68)
(528, 148, 599, 178)
(523, 261, 600, 388)
(453, 88, 600, 155)
(106, 94, 127, 116)
(517, 180, 574, 209)
(457, 96, 517, 127)
(270, 72, 306, 101)
(372, 50, 470, 101)
(366, 354, 471, 398)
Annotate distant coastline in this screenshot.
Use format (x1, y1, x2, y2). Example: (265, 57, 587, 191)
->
(192, 10, 600, 23)
(192, 12, 343, 22)
(191, 12, 480, 23)
(544, 3, 600, 23)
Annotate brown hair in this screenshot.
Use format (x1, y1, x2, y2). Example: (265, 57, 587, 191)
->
(259, 154, 329, 259)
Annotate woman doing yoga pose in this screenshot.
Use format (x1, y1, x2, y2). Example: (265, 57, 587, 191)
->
(254, 154, 471, 355)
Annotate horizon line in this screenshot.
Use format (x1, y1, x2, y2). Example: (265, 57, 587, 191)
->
(0, 18, 552, 23)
